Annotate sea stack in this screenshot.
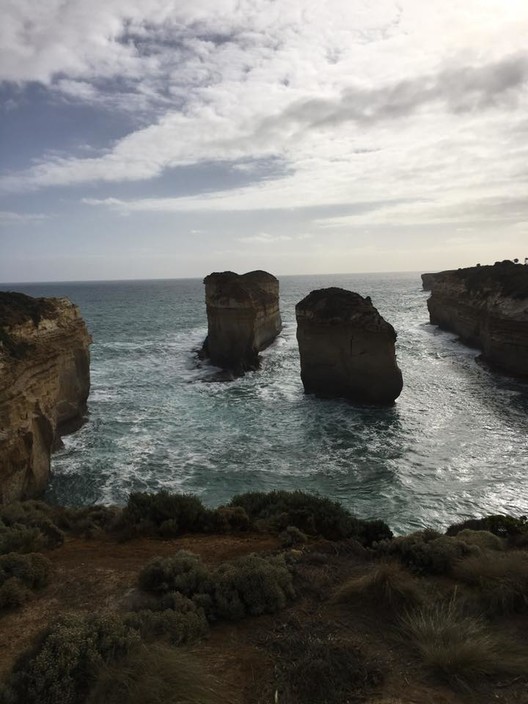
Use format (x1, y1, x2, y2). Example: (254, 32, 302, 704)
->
(202, 270, 282, 374)
(423, 261, 528, 377)
(0, 292, 91, 503)
(296, 287, 403, 405)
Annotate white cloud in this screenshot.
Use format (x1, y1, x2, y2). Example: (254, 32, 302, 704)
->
(0, 211, 49, 225)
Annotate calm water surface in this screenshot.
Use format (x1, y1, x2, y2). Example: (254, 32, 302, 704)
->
(11, 273, 528, 533)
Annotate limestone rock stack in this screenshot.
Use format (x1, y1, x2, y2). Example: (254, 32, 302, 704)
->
(202, 270, 282, 374)
(296, 287, 403, 405)
(0, 292, 91, 502)
(423, 261, 528, 377)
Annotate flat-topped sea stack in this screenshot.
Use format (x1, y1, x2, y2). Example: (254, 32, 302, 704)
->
(0, 292, 91, 503)
(202, 270, 282, 374)
(423, 261, 528, 377)
(296, 287, 403, 405)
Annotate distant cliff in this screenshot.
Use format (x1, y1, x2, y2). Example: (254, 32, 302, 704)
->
(202, 270, 282, 374)
(0, 292, 91, 502)
(296, 287, 403, 405)
(422, 261, 528, 377)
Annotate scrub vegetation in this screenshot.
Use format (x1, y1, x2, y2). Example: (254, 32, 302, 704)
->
(0, 490, 527, 704)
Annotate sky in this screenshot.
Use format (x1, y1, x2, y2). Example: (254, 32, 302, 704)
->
(1, 0, 528, 282)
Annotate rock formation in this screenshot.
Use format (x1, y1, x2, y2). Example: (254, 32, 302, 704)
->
(202, 270, 282, 374)
(295, 287, 403, 405)
(422, 261, 528, 377)
(0, 292, 91, 503)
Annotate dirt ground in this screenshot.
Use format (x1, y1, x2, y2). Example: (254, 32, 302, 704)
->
(1, 533, 527, 704)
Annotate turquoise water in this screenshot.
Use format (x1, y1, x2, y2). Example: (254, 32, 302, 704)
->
(11, 273, 528, 533)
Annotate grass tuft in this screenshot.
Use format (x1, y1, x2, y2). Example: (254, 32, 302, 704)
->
(400, 599, 528, 688)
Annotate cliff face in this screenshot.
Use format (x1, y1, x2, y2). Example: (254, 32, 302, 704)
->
(0, 292, 91, 503)
(422, 261, 528, 377)
(296, 287, 403, 405)
(202, 270, 282, 374)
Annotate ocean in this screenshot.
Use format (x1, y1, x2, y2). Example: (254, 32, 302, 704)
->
(10, 273, 528, 534)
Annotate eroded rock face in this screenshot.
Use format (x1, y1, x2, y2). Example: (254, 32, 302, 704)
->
(202, 270, 282, 374)
(0, 292, 91, 502)
(296, 287, 403, 405)
(423, 261, 528, 377)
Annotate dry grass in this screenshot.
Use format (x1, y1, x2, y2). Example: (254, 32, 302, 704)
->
(400, 599, 528, 688)
(452, 551, 528, 615)
(334, 561, 426, 612)
(86, 643, 226, 704)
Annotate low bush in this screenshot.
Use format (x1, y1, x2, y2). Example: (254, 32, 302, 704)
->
(86, 644, 224, 704)
(124, 608, 208, 645)
(268, 621, 383, 704)
(279, 525, 308, 548)
(138, 550, 295, 622)
(212, 554, 295, 620)
(210, 506, 250, 533)
(446, 514, 528, 546)
(452, 552, 528, 615)
(0, 524, 47, 555)
(400, 600, 528, 688)
(0, 577, 32, 609)
(120, 491, 210, 537)
(138, 551, 211, 596)
(455, 529, 504, 551)
(58, 506, 121, 538)
(376, 532, 477, 575)
(0, 553, 51, 592)
(334, 561, 425, 612)
(7, 614, 140, 704)
(229, 490, 392, 544)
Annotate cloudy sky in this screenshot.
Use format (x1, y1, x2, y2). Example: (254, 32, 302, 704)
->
(1, 0, 528, 282)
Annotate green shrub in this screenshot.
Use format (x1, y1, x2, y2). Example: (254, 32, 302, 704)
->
(334, 561, 425, 611)
(376, 532, 477, 575)
(446, 514, 528, 545)
(0, 577, 32, 609)
(58, 506, 121, 538)
(455, 529, 504, 551)
(452, 552, 528, 615)
(86, 644, 224, 704)
(138, 551, 211, 596)
(120, 491, 210, 536)
(212, 554, 295, 620)
(279, 525, 308, 548)
(0, 524, 47, 555)
(229, 490, 392, 544)
(137, 550, 295, 622)
(400, 600, 528, 688)
(0, 553, 51, 591)
(210, 506, 250, 532)
(8, 614, 140, 704)
(124, 592, 208, 645)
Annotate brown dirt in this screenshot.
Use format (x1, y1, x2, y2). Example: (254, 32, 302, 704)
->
(1, 533, 527, 704)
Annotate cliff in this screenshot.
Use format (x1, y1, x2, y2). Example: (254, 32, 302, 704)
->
(422, 261, 528, 377)
(296, 287, 403, 405)
(0, 292, 91, 502)
(202, 270, 282, 374)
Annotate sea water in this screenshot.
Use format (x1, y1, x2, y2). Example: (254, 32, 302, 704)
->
(10, 273, 528, 534)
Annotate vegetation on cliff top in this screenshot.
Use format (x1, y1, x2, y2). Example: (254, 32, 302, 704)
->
(452, 260, 528, 300)
(0, 489, 527, 704)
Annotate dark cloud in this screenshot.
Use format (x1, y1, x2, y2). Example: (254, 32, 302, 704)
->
(257, 53, 528, 136)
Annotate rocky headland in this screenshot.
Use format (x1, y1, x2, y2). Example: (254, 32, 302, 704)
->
(422, 261, 528, 377)
(0, 292, 91, 503)
(296, 287, 403, 405)
(202, 270, 282, 374)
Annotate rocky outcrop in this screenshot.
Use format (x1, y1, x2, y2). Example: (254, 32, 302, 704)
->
(423, 261, 528, 377)
(295, 288, 403, 405)
(201, 270, 282, 374)
(0, 292, 91, 503)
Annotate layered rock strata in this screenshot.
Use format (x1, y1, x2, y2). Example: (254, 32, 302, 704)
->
(296, 287, 403, 405)
(0, 292, 91, 502)
(202, 270, 282, 374)
(422, 261, 528, 377)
